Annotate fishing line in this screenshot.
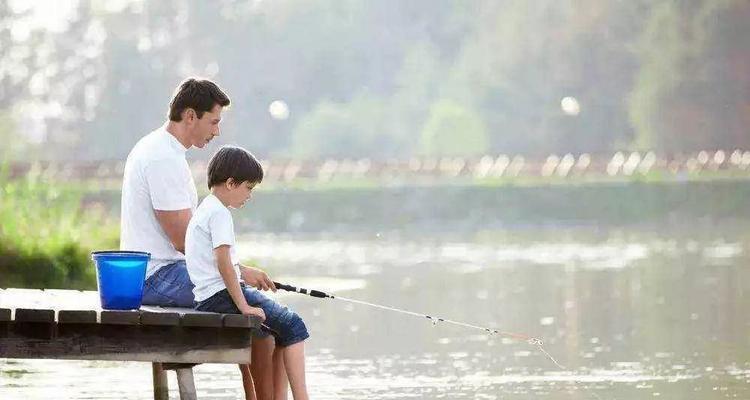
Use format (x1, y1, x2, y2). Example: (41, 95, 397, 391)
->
(273, 281, 609, 399)
(272, 281, 563, 368)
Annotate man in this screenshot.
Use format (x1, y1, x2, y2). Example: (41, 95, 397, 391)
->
(120, 77, 277, 399)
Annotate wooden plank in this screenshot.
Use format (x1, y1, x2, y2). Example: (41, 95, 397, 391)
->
(223, 314, 260, 329)
(45, 289, 102, 325)
(1, 289, 49, 319)
(141, 305, 198, 314)
(141, 306, 225, 327)
(0, 289, 7, 337)
(181, 313, 223, 328)
(0, 309, 8, 338)
(0, 346, 251, 363)
(58, 310, 97, 324)
(101, 310, 141, 325)
(1, 288, 48, 308)
(1, 289, 99, 323)
(11, 309, 56, 340)
(14, 308, 55, 323)
(141, 311, 180, 326)
(1, 289, 99, 307)
(44, 289, 101, 311)
(0, 322, 252, 363)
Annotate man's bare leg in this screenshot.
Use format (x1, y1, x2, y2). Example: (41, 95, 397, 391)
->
(250, 336, 276, 400)
(238, 364, 257, 400)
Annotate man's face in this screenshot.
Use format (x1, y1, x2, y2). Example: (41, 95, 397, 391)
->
(188, 104, 223, 148)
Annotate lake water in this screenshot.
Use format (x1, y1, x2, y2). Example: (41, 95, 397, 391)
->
(2, 228, 749, 399)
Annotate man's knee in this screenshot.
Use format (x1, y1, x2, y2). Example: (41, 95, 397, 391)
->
(252, 336, 275, 354)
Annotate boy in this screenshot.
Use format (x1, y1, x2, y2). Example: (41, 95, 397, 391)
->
(185, 146, 310, 400)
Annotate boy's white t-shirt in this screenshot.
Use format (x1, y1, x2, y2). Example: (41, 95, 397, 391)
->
(185, 194, 242, 302)
(120, 125, 198, 278)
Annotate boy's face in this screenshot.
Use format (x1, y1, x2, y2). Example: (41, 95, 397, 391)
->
(227, 180, 258, 208)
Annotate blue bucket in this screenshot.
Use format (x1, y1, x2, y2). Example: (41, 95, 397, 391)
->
(91, 250, 150, 310)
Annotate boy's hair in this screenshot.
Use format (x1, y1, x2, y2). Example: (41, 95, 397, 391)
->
(207, 146, 264, 189)
(168, 77, 230, 122)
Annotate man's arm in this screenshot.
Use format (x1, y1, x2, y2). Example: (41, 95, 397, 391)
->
(154, 209, 192, 253)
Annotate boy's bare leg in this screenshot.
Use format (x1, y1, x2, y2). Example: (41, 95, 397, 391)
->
(283, 342, 309, 400)
(238, 364, 257, 400)
(250, 336, 276, 400)
(273, 346, 289, 400)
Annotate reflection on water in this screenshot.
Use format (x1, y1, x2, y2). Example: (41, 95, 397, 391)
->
(2, 230, 750, 399)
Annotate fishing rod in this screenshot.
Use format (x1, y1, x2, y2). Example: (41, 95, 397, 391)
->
(272, 281, 563, 369)
(272, 282, 606, 399)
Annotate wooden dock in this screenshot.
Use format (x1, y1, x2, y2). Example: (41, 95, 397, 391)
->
(0, 288, 261, 399)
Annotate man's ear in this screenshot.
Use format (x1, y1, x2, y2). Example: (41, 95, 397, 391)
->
(183, 108, 196, 123)
(226, 178, 236, 189)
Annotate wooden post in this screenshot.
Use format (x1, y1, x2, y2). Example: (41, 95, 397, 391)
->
(152, 362, 169, 400)
(176, 367, 197, 400)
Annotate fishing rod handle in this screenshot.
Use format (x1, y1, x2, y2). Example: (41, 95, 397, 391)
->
(273, 281, 330, 298)
(274, 281, 297, 292)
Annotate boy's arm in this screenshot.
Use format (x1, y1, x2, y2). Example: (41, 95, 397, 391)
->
(239, 264, 277, 292)
(214, 245, 265, 321)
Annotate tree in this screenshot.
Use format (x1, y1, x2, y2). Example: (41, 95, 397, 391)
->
(291, 93, 393, 158)
(419, 99, 488, 156)
(629, 0, 749, 152)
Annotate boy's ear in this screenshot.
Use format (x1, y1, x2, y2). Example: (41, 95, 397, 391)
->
(225, 178, 236, 189)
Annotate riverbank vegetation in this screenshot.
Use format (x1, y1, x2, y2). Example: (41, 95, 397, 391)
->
(0, 166, 118, 289)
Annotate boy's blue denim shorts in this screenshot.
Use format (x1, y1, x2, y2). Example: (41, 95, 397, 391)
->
(142, 261, 196, 307)
(196, 285, 310, 347)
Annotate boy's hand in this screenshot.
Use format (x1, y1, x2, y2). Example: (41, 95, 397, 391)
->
(240, 305, 266, 322)
(240, 266, 277, 292)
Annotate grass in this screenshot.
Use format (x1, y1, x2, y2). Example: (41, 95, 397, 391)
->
(0, 165, 119, 289)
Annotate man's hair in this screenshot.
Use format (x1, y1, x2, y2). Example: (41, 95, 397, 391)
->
(168, 78, 230, 122)
(207, 145, 264, 189)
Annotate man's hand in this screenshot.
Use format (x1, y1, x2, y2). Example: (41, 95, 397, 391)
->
(240, 265, 276, 292)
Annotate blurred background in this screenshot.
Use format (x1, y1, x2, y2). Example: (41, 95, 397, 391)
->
(1, 1, 750, 399)
(0, 0, 748, 160)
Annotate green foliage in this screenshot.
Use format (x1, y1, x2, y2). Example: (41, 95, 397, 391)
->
(419, 99, 488, 156)
(629, 0, 749, 152)
(0, 168, 119, 289)
(629, 2, 697, 151)
(291, 93, 400, 158)
(387, 43, 443, 155)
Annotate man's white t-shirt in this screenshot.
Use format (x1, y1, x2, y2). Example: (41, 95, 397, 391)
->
(185, 194, 242, 302)
(120, 125, 198, 278)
